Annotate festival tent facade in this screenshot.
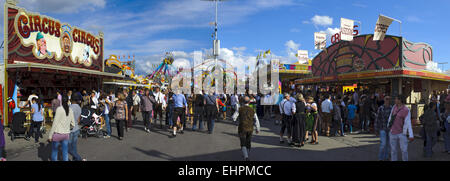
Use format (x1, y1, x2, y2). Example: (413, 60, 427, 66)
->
(1, 1, 125, 126)
(295, 34, 450, 122)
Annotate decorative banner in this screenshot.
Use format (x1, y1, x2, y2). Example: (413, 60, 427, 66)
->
(373, 15, 394, 41)
(340, 18, 354, 41)
(314, 32, 327, 50)
(297, 50, 309, 64)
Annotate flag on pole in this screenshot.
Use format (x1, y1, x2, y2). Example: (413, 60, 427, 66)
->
(314, 32, 327, 50)
(263, 49, 270, 58)
(373, 15, 394, 41)
(340, 18, 354, 41)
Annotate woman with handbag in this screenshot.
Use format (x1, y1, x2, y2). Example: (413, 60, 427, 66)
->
(48, 95, 75, 161)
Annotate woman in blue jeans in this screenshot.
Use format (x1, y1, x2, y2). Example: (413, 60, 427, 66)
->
(375, 96, 392, 161)
(101, 95, 113, 138)
(48, 95, 75, 161)
(69, 97, 85, 161)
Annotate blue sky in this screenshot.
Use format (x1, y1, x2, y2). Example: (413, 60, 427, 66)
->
(1, 0, 450, 74)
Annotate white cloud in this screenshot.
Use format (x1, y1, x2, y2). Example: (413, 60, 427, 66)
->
(352, 3, 368, 8)
(232, 47, 247, 52)
(311, 15, 333, 27)
(128, 39, 199, 54)
(320, 27, 340, 36)
(284, 40, 300, 63)
(290, 28, 301, 33)
(406, 16, 423, 23)
(285, 40, 300, 52)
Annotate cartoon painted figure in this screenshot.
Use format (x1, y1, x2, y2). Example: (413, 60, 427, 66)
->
(36, 32, 51, 56)
(83, 46, 90, 64)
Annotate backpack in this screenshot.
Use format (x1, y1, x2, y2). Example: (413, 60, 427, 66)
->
(80, 107, 92, 125)
(114, 101, 126, 120)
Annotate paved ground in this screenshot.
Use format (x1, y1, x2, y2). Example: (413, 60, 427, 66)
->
(3, 114, 450, 161)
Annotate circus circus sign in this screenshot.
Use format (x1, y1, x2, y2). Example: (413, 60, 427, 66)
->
(6, 5, 103, 70)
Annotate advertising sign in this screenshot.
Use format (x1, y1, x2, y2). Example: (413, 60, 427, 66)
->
(6, 5, 103, 71)
(297, 50, 308, 64)
(314, 32, 326, 50)
(340, 18, 354, 41)
(373, 15, 394, 41)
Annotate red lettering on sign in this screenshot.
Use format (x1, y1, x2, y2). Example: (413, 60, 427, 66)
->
(331, 33, 340, 44)
(94, 39, 100, 54)
(54, 22, 61, 37)
(332, 25, 360, 44)
(17, 15, 31, 38)
(42, 18, 48, 34)
(48, 20, 54, 36)
(353, 25, 359, 36)
(33, 15, 42, 32)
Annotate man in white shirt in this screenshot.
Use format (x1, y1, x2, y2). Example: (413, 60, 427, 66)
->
(153, 87, 166, 128)
(321, 94, 333, 137)
(132, 90, 141, 123)
(279, 93, 296, 144)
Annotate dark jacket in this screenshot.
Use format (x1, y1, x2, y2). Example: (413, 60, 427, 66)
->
(295, 101, 306, 115)
(238, 105, 256, 133)
(332, 103, 342, 121)
(126, 94, 133, 109)
(194, 94, 205, 107)
(0, 121, 5, 148)
(420, 109, 439, 134)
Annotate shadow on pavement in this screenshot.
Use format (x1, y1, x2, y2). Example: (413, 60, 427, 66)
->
(133, 147, 175, 160)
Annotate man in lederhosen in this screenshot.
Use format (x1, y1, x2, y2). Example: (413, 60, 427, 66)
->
(153, 87, 166, 129)
(279, 93, 296, 144)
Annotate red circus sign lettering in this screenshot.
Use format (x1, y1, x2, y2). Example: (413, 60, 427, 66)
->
(331, 25, 359, 44)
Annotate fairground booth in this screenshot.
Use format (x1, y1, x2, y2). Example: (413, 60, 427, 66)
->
(296, 34, 450, 122)
(103, 55, 150, 93)
(1, 1, 124, 126)
(259, 61, 312, 93)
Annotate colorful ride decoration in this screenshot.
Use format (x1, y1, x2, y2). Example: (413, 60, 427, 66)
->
(105, 54, 136, 78)
(147, 52, 175, 84)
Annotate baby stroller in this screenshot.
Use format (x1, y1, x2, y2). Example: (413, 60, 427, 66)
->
(8, 112, 29, 141)
(80, 107, 104, 138)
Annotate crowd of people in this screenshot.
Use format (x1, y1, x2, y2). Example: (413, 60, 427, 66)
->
(0, 86, 449, 161)
(270, 88, 450, 161)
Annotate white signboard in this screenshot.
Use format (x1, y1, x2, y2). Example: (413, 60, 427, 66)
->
(373, 15, 394, 41)
(314, 32, 327, 50)
(297, 50, 309, 64)
(340, 18, 354, 41)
